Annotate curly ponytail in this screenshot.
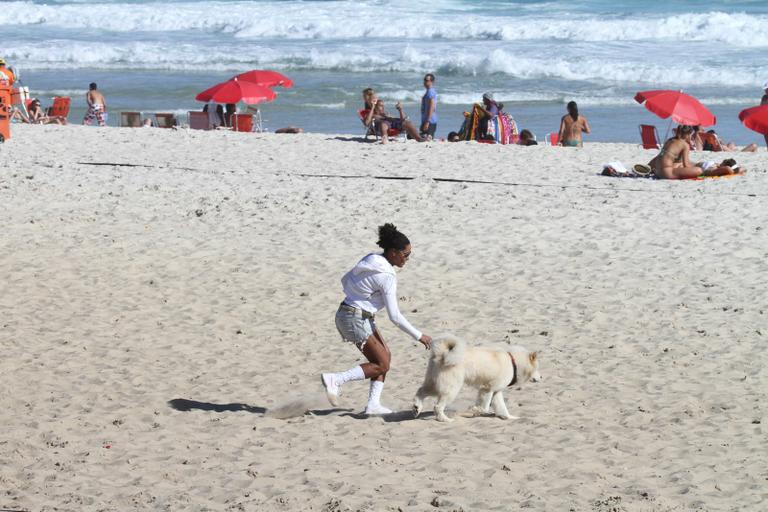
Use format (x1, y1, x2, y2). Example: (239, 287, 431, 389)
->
(377, 223, 410, 251)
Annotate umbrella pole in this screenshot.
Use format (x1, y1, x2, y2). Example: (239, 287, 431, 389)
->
(663, 118, 673, 142)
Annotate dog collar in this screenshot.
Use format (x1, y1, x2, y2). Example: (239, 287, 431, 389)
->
(507, 352, 518, 387)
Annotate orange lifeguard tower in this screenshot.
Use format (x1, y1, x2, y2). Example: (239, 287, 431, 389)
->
(0, 85, 12, 142)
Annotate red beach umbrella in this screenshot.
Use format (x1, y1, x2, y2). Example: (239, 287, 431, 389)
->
(738, 104, 768, 135)
(634, 90, 716, 127)
(233, 70, 293, 89)
(195, 77, 277, 104)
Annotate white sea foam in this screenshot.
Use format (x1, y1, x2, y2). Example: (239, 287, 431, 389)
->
(377, 90, 756, 107)
(2, 2, 768, 47)
(4, 41, 763, 89)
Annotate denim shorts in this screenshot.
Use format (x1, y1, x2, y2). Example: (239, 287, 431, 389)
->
(335, 306, 375, 351)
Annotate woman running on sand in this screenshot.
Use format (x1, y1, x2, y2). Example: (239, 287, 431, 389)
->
(321, 223, 432, 415)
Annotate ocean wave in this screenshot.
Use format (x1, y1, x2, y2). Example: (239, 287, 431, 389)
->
(376, 90, 757, 107)
(5, 42, 764, 90)
(2, 2, 768, 47)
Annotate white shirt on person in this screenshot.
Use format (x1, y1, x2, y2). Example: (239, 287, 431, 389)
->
(341, 253, 422, 340)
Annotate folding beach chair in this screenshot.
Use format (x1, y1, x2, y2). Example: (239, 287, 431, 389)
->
(231, 113, 253, 132)
(639, 124, 660, 149)
(358, 108, 401, 141)
(47, 96, 71, 122)
(545, 132, 559, 146)
(154, 113, 177, 128)
(698, 131, 723, 152)
(119, 111, 143, 127)
(359, 109, 376, 139)
(188, 111, 210, 130)
(245, 106, 263, 132)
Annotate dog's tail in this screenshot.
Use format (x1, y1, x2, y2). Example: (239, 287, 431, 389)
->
(431, 334, 466, 367)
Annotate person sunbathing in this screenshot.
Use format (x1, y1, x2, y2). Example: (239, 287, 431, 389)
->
(518, 129, 538, 146)
(10, 106, 29, 123)
(27, 99, 66, 125)
(700, 130, 757, 152)
(371, 100, 423, 144)
(647, 125, 744, 179)
(696, 158, 746, 175)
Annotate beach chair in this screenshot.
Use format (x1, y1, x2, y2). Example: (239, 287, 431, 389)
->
(119, 111, 143, 127)
(358, 109, 401, 141)
(545, 132, 559, 146)
(47, 96, 71, 122)
(154, 113, 177, 129)
(188, 111, 210, 130)
(359, 109, 376, 139)
(231, 113, 254, 132)
(243, 106, 263, 132)
(698, 131, 722, 152)
(639, 124, 660, 149)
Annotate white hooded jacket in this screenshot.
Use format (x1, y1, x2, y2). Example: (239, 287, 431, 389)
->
(340, 253, 422, 340)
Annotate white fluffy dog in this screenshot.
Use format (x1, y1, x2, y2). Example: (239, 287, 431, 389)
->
(413, 335, 541, 422)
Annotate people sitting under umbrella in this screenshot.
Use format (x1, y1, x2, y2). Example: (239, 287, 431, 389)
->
(645, 125, 746, 179)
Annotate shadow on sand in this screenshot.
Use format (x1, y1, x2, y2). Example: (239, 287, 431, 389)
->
(168, 398, 433, 422)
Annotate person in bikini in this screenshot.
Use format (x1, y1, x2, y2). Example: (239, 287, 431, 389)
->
(558, 101, 590, 147)
(702, 129, 757, 152)
(646, 125, 745, 179)
(28, 98, 66, 125)
(83, 82, 107, 126)
(371, 99, 423, 144)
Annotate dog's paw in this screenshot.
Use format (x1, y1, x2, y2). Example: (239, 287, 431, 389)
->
(436, 414, 453, 423)
(497, 414, 519, 420)
(467, 406, 489, 417)
(413, 403, 422, 418)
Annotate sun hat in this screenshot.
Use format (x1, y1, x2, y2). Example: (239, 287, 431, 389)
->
(0, 58, 5, 65)
(763, 80, 768, 91)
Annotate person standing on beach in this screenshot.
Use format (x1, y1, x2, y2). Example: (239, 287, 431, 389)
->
(321, 223, 432, 416)
(83, 82, 107, 126)
(420, 73, 437, 140)
(558, 101, 590, 147)
(0, 58, 15, 86)
(761, 81, 768, 149)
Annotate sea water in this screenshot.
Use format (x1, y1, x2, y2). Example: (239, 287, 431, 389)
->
(3, 0, 767, 144)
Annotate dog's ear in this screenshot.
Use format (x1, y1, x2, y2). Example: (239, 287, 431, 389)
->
(529, 352, 538, 364)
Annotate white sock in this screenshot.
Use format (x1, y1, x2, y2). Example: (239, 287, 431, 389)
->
(368, 380, 385, 406)
(337, 365, 365, 384)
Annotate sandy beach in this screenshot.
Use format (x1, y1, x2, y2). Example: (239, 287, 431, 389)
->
(0, 124, 766, 511)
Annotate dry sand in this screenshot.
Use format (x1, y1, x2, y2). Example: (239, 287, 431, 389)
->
(0, 124, 766, 511)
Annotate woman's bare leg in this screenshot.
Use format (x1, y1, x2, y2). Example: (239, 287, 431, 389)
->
(360, 332, 390, 381)
(667, 166, 704, 179)
(742, 143, 757, 152)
